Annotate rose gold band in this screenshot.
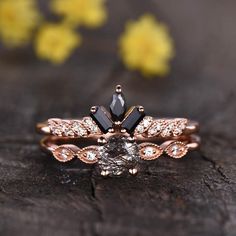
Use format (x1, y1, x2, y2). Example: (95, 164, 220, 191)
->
(36, 117, 199, 138)
(40, 134, 200, 163)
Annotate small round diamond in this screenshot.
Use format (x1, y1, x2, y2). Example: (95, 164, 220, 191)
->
(139, 143, 163, 160)
(161, 121, 174, 137)
(53, 128, 63, 136)
(86, 151, 97, 161)
(82, 117, 101, 134)
(71, 121, 88, 137)
(147, 121, 162, 137)
(77, 146, 99, 164)
(48, 119, 64, 136)
(136, 125, 145, 133)
(144, 147, 155, 156)
(173, 119, 187, 136)
(135, 116, 153, 134)
(62, 121, 74, 137)
(52, 146, 75, 162)
(165, 141, 188, 158)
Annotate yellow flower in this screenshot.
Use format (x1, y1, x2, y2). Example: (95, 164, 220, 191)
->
(119, 14, 175, 77)
(0, 0, 40, 47)
(35, 23, 81, 64)
(51, 0, 107, 28)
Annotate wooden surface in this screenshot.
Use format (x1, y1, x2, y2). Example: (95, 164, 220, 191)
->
(0, 0, 236, 235)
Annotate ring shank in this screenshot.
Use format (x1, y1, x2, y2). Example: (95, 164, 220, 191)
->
(41, 134, 200, 153)
(37, 118, 199, 135)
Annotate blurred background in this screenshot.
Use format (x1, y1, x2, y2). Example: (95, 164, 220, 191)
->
(0, 0, 235, 136)
(0, 0, 236, 236)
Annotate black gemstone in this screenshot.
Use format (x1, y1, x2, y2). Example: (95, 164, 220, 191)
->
(90, 106, 113, 133)
(121, 106, 145, 133)
(109, 92, 127, 121)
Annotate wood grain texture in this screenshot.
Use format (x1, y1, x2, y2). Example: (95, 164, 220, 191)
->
(0, 0, 236, 235)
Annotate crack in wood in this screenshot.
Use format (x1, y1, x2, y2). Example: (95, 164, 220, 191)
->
(90, 174, 104, 236)
(200, 151, 231, 185)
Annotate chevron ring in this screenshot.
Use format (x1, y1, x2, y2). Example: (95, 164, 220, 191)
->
(37, 85, 200, 176)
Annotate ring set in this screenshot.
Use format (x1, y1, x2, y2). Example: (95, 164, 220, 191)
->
(37, 85, 200, 177)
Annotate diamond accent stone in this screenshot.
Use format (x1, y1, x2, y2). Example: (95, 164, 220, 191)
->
(144, 147, 155, 156)
(172, 119, 187, 136)
(161, 122, 174, 137)
(77, 146, 99, 164)
(71, 120, 88, 137)
(82, 117, 101, 135)
(139, 143, 163, 160)
(48, 119, 89, 137)
(61, 121, 75, 137)
(48, 119, 64, 136)
(161, 119, 187, 137)
(52, 146, 75, 162)
(98, 135, 140, 176)
(135, 116, 153, 134)
(165, 141, 188, 158)
(87, 151, 97, 160)
(147, 120, 163, 137)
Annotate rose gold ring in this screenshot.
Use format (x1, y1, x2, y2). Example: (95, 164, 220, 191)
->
(36, 85, 200, 176)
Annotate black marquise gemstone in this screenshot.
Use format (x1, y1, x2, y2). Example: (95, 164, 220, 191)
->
(90, 106, 113, 133)
(109, 92, 127, 121)
(121, 106, 145, 133)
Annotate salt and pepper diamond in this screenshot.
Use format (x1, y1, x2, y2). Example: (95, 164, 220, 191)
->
(98, 135, 140, 176)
